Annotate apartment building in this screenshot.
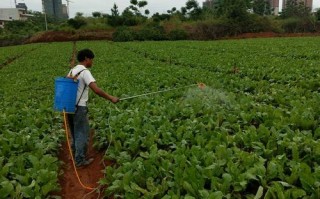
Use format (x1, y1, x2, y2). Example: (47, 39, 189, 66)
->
(202, 0, 281, 15)
(42, 0, 68, 19)
(269, 0, 280, 15)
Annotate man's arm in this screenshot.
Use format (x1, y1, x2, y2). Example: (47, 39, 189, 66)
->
(89, 82, 119, 103)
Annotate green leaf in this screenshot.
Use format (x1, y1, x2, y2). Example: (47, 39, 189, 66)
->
(277, 181, 293, 188)
(184, 195, 195, 199)
(209, 191, 223, 199)
(107, 180, 121, 192)
(267, 160, 278, 179)
(183, 181, 196, 196)
(131, 182, 148, 195)
(0, 181, 14, 198)
(140, 152, 149, 159)
(42, 182, 56, 195)
(28, 155, 40, 168)
(21, 185, 33, 198)
(14, 174, 30, 185)
(254, 186, 264, 199)
(291, 188, 306, 199)
(299, 163, 314, 192)
(267, 182, 285, 199)
(0, 162, 12, 176)
(199, 190, 209, 198)
(222, 173, 232, 183)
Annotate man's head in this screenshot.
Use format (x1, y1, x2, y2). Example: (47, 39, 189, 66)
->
(77, 49, 95, 67)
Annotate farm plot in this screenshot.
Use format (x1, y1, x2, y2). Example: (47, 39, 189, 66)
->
(1, 38, 320, 198)
(91, 38, 320, 198)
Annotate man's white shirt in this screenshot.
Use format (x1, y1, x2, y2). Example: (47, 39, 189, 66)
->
(69, 65, 96, 107)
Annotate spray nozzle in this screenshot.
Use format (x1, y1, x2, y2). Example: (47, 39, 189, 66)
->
(197, 82, 206, 90)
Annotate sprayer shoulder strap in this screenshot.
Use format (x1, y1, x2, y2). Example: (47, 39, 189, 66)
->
(74, 69, 88, 107)
(68, 69, 87, 81)
(76, 84, 87, 107)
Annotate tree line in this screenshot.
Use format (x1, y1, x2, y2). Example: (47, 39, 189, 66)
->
(1, 0, 320, 42)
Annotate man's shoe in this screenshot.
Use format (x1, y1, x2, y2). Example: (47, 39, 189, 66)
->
(76, 158, 94, 168)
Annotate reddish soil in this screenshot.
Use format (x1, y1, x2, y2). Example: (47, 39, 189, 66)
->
(54, 130, 113, 199)
(24, 30, 114, 43)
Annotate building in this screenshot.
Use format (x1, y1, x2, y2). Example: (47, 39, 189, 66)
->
(0, 8, 33, 28)
(61, 4, 68, 19)
(16, 3, 28, 11)
(269, 0, 280, 15)
(203, 0, 281, 15)
(303, 0, 313, 8)
(42, 0, 68, 19)
(282, 0, 313, 10)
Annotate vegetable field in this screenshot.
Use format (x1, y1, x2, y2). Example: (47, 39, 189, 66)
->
(1, 37, 320, 198)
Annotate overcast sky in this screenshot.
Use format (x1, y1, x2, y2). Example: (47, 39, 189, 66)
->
(0, 0, 319, 18)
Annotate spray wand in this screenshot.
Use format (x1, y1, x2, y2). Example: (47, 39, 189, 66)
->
(120, 82, 206, 101)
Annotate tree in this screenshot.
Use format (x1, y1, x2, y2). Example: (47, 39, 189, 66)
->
(128, 0, 148, 16)
(115, 0, 149, 26)
(28, 11, 55, 30)
(68, 13, 87, 29)
(75, 12, 84, 17)
(167, 7, 177, 14)
(121, 8, 140, 26)
(181, 7, 187, 16)
(68, 18, 86, 29)
(280, 0, 315, 32)
(253, 0, 271, 15)
(316, 9, 320, 21)
(92, 12, 102, 18)
(214, 0, 251, 18)
(111, 3, 120, 17)
(281, 0, 311, 18)
(107, 3, 123, 26)
(138, 1, 148, 8)
(151, 12, 170, 22)
(182, 0, 202, 20)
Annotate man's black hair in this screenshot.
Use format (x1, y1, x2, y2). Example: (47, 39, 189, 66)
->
(77, 49, 95, 62)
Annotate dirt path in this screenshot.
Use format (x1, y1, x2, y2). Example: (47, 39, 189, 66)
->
(56, 130, 112, 199)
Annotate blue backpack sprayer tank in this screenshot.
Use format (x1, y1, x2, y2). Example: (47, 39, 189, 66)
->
(54, 70, 86, 113)
(54, 78, 78, 113)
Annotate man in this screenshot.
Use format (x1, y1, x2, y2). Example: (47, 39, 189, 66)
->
(67, 48, 119, 167)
